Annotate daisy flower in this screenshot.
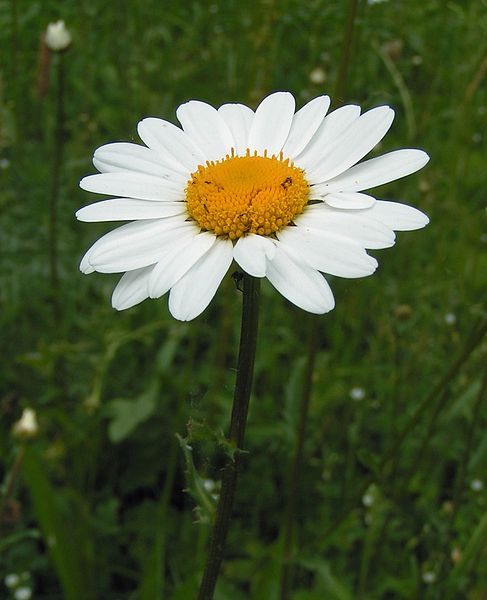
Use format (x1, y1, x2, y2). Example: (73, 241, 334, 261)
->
(77, 92, 429, 321)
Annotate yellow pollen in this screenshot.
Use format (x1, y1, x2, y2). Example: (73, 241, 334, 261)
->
(185, 150, 309, 239)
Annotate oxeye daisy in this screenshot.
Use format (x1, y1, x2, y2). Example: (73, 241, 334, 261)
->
(77, 92, 429, 321)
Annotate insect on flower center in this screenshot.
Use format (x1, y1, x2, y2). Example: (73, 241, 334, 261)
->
(185, 151, 309, 239)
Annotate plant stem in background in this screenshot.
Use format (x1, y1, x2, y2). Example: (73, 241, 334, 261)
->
(0, 446, 25, 532)
(279, 314, 319, 600)
(49, 53, 66, 316)
(319, 317, 487, 543)
(334, 0, 360, 103)
(197, 275, 260, 600)
(10, 0, 18, 140)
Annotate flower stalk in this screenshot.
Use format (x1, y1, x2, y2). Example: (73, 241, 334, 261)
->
(197, 274, 260, 600)
(48, 52, 65, 314)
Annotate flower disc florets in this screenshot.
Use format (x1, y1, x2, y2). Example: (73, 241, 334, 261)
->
(186, 150, 309, 239)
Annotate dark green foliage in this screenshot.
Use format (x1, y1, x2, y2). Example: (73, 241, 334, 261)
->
(1, 0, 486, 598)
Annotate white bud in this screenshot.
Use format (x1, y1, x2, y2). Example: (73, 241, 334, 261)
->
(470, 479, 483, 492)
(5, 574, 20, 588)
(362, 493, 374, 507)
(349, 387, 366, 401)
(12, 408, 38, 439)
(14, 587, 32, 600)
(422, 571, 436, 584)
(45, 20, 72, 51)
(309, 67, 326, 85)
(444, 313, 456, 325)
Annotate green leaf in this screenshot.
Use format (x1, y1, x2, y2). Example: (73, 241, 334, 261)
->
(176, 434, 218, 523)
(107, 383, 158, 443)
(21, 446, 94, 600)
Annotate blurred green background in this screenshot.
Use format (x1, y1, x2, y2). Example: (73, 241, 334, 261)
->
(1, 0, 486, 598)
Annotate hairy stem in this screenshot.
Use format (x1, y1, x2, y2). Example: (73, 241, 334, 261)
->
(197, 275, 260, 600)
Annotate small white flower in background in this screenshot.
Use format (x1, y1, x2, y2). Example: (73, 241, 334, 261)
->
(203, 479, 217, 493)
(14, 587, 32, 600)
(470, 479, 483, 492)
(45, 20, 72, 52)
(309, 67, 326, 85)
(77, 92, 429, 321)
(0, 158, 10, 170)
(362, 492, 374, 507)
(422, 571, 436, 584)
(12, 408, 38, 439)
(350, 387, 366, 401)
(444, 313, 456, 325)
(5, 574, 20, 589)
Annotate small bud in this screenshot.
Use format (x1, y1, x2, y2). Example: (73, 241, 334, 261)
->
(451, 547, 462, 564)
(14, 587, 32, 600)
(422, 571, 436, 584)
(5, 574, 20, 589)
(393, 303, 413, 321)
(383, 39, 403, 62)
(12, 408, 39, 439)
(45, 20, 72, 52)
(470, 479, 483, 492)
(362, 493, 374, 507)
(444, 313, 456, 326)
(309, 67, 326, 85)
(350, 387, 366, 401)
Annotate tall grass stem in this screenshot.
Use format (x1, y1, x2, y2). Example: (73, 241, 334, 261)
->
(279, 314, 319, 599)
(48, 54, 65, 317)
(334, 0, 360, 103)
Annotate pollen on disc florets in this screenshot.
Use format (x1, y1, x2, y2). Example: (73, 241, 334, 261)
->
(185, 150, 309, 239)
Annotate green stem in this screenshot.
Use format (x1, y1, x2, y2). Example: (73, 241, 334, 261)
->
(279, 314, 319, 600)
(334, 0, 360, 103)
(382, 318, 487, 478)
(451, 363, 487, 519)
(197, 274, 260, 600)
(49, 53, 65, 315)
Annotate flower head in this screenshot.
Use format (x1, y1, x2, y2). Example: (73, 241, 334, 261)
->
(77, 92, 429, 321)
(45, 20, 72, 52)
(12, 408, 39, 439)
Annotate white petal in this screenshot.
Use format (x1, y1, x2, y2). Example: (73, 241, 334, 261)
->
(92, 143, 187, 184)
(176, 100, 234, 162)
(80, 249, 95, 274)
(277, 226, 378, 278)
(265, 245, 335, 313)
(80, 173, 184, 201)
(282, 95, 331, 158)
(85, 218, 197, 273)
(217, 103, 254, 156)
(295, 105, 361, 172)
(318, 149, 430, 192)
(233, 234, 276, 277)
(295, 205, 395, 249)
(308, 106, 395, 183)
(361, 200, 429, 231)
(76, 199, 186, 222)
(169, 238, 234, 321)
(149, 232, 216, 298)
(137, 118, 205, 173)
(112, 266, 154, 310)
(247, 92, 296, 156)
(320, 192, 376, 209)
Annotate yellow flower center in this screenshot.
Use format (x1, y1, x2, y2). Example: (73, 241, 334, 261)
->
(185, 151, 309, 239)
